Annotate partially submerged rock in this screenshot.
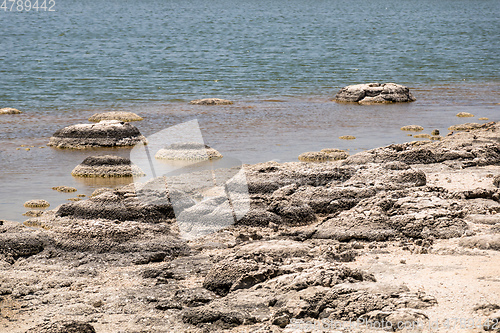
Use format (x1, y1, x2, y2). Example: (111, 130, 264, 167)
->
(334, 83, 416, 104)
(88, 111, 143, 122)
(448, 122, 482, 131)
(401, 125, 424, 132)
(155, 142, 223, 160)
(189, 98, 233, 105)
(0, 107, 22, 114)
(47, 120, 147, 149)
(298, 150, 348, 162)
(52, 186, 77, 193)
(71, 155, 145, 177)
(457, 112, 474, 117)
(339, 135, 356, 140)
(24, 199, 50, 208)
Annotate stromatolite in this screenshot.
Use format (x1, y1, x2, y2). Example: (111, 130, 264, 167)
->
(334, 83, 416, 104)
(71, 155, 145, 177)
(47, 120, 147, 149)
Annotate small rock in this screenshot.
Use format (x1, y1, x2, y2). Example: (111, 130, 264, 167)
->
(401, 125, 424, 132)
(52, 186, 77, 193)
(456, 112, 474, 117)
(339, 135, 356, 140)
(189, 98, 233, 105)
(431, 129, 440, 135)
(24, 200, 50, 208)
(0, 108, 22, 114)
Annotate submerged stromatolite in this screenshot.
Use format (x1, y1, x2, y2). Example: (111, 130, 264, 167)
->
(71, 155, 145, 177)
(47, 120, 147, 149)
(189, 98, 233, 105)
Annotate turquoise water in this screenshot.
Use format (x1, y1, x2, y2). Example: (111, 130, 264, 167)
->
(0, 0, 499, 221)
(1, 0, 499, 109)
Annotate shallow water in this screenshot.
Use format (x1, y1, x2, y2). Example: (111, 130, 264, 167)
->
(1, 0, 499, 221)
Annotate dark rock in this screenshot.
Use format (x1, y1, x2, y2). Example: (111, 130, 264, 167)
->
(25, 321, 96, 333)
(71, 155, 145, 177)
(47, 120, 147, 149)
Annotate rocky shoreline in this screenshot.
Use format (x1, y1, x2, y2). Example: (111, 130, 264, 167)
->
(1, 123, 500, 332)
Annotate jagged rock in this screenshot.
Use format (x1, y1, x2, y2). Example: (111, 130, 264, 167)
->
(88, 111, 143, 122)
(155, 142, 223, 160)
(189, 98, 233, 105)
(47, 120, 147, 149)
(56, 182, 194, 223)
(344, 122, 500, 166)
(493, 175, 500, 188)
(0, 107, 22, 114)
(313, 189, 468, 241)
(334, 83, 416, 104)
(25, 321, 96, 333)
(71, 155, 145, 177)
(0, 224, 45, 259)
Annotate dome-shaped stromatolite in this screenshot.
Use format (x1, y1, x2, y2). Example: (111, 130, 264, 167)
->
(88, 111, 143, 122)
(189, 98, 233, 105)
(334, 83, 416, 104)
(155, 142, 223, 160)
(0, 107, 22, 114)
(71, 155, 145, 177)
(47, 120, 147, 149)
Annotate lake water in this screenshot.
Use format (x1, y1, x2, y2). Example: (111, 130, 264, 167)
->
(0, 0, 499, 221)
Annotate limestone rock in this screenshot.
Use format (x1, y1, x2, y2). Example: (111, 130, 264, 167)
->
(47, 120, 147, 149)
(334, 83, 416, 104)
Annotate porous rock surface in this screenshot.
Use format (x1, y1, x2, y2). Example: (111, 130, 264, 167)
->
(71, 155, 145, 177)
(155, 142, 223, 160)
(334, 83, 416, 104)
(88, 111, 143, 122)
(2, 122, 500, 333)
(47, 120, 147, 149)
